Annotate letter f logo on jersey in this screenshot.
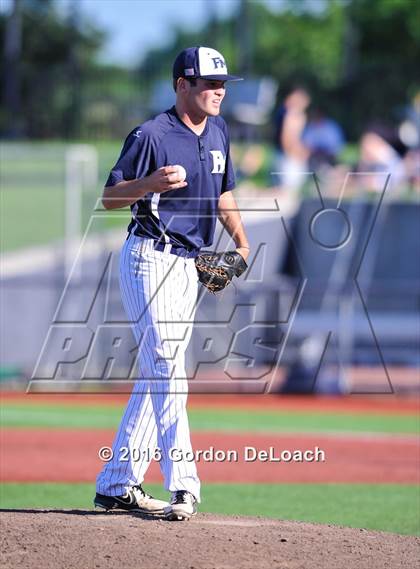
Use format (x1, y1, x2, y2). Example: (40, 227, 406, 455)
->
(210, 150, 226, 174)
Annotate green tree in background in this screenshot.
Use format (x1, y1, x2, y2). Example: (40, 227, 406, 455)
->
(139, 0, 420, 139)
(343, 0, 420, 135)
(1, 0, 104, 138)
(1, 0, 419, 140)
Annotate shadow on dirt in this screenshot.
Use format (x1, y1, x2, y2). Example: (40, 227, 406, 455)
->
(0, 508, 166, 520)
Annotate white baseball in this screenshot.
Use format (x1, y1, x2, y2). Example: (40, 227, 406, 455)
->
(174, 164, 187, 182)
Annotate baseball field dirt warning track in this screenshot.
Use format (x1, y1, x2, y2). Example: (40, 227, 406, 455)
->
(1, 429, 418, 483)
(1, 511, 419, 569)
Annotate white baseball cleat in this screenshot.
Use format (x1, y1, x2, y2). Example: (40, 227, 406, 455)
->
(94, 484, 169, 515)
(164, 490, 197, 521)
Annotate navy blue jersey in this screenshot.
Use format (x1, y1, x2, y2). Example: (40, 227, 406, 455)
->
(106, 106, 235, 253)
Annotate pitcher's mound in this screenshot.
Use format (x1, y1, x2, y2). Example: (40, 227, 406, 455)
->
(1, 510, 418, 569)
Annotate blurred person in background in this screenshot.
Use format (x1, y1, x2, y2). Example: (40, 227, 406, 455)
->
(355, 123, 407, 193)
(302, 107, 345, 175)
(322, 118, 414, 198)
(271, 87, 311, 193)
(399, 92, 420, 193)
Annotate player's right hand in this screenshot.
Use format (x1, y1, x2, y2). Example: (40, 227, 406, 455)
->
(146, 166, 188, 193)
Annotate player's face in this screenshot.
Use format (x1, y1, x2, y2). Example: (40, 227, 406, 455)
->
(186, 79, 226, 118)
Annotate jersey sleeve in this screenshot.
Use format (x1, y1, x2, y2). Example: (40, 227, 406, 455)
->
(105, 127, 155, 187)
(219, 120, 236, 193)
(222, 150, 236, 193)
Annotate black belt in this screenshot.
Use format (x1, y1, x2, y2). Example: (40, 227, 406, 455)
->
(126, 233, 199, 259)
(154, 241, 199, 258)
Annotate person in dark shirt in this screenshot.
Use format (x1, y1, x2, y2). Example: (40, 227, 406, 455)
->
(302, 107, 345, 172)
(94, 47, 249, 521)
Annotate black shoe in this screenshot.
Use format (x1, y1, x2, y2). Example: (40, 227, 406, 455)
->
(164, 491, 197, 521)
(94, 485, 168, 514)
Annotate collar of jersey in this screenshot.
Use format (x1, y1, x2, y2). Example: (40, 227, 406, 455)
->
(169, 106, 209, 138)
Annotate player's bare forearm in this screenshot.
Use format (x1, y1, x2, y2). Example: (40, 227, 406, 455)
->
(217, 190, 250, 261)
(102, 166, 187, 210)
(102, 178, 150, 209)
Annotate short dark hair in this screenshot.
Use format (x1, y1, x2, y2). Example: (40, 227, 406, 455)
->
(173, 77, 197, 92)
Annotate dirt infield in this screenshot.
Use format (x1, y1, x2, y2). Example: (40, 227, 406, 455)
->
(1, 510, 419, 569)
(1, 429, 418, 483)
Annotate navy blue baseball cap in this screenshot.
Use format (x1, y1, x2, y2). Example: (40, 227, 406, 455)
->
(173, 46, 243, 82)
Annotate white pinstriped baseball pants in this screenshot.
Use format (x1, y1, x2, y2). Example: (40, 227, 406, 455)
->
(96, 234, 201, 501)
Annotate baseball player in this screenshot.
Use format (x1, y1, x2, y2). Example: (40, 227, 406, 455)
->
(94, 46, 249, 521)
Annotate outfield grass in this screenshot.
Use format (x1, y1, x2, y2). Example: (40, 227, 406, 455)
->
(1, 402, 418, 434)
(0, 141, 366, 253)
(0, 141, 124, 252)
(0, 482, 418, 536)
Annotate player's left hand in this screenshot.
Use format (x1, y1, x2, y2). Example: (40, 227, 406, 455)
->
(195, 250, 248, 294)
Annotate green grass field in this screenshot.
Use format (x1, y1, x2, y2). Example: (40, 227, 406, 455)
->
(0, 140, 364, 253)
(1, 402, 418, 434)
(0, 141, 125, 252)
